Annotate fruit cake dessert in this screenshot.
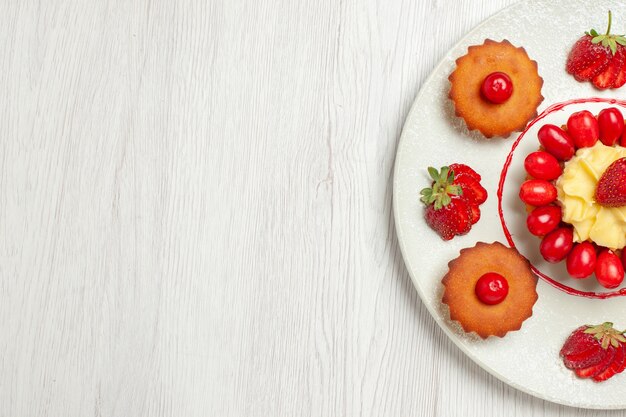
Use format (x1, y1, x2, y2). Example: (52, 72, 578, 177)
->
(414, 12, 626, 384)
(449, 39, 544, 138)
(441, 242, 538, 338)
(519, 108, 626, 288)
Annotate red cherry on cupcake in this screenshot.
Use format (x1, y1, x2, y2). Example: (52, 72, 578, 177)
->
(481, 72, 513, 104)
(598, 107, 625, 146)
(567, 110, 599, 148)
(524, 151, 562, 180)
(538, 124, 575, 161)
(566, 242, 597, 279)
(475, 272, 509, 305)
(596, 250, 625, 289)
(540, 227, 574, 263)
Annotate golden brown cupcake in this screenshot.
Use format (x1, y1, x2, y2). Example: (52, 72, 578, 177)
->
(442, 241, 538, 338)
(449, 39, 544, 138)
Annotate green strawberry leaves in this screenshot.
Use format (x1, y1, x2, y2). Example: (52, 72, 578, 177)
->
(583, 322, 626, 349)
(420, 166, 463, 210)
(587, 11, 626, 55)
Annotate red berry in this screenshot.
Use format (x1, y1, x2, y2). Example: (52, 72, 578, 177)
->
(561, 323, 623, 373)
(526, 205, 562, 236)
(421, 166, 473, 240)
(540, 227, 574, 263)
(474, 272, 509, 305)
(567, 110, 599, 148)
(424, 198, 471, 241)
(566, 11, 623, 87)
(421, 165, 487, 240)
(616, 345, 626, 374)
(567, 36, 612, 81)
(595, 157, 626, 207)
(481, 72, 513, 104)
(538, 124, 575, 160)
(563, 343, 604, 370)
(596, 250, 625, 289)
(576, 345, 616, 379)
(519, 179, 557, 206)
(455, 176, 487, 205)
(614, 48, 626, 88)
(593, 49, 625, 89)
(566, 242, 597, 279)
(524, 151, 562, 180)
(468, 203, 481, 225)
(561, 321, 626, 382)
(594, 344, 626, 382)
(598, 107, 625, 146)
(449, 163, 481, 182)
(561, 326, 601, 358)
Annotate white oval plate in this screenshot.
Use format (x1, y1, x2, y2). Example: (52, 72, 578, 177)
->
(393, 0, 626, 409)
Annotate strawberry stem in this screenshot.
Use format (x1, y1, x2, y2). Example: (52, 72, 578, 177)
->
(606, 10, 613, 36)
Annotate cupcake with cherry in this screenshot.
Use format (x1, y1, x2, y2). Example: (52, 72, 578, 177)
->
(519, 107, 626, 289)
(448, 39, 543, 138)
(442, 242, 538, 338)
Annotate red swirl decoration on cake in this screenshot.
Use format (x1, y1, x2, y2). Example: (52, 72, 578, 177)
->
(498, 97, 626, 299)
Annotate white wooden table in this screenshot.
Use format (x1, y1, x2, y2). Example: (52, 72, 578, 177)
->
(3, 0, 625, 415)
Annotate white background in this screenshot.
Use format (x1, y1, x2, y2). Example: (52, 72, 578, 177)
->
(2, 0, 624, 415)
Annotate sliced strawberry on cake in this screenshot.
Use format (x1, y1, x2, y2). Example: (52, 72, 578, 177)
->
(595, 157, 626, 206)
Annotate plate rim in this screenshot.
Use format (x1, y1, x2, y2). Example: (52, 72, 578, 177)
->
(391, 0, 626, 409)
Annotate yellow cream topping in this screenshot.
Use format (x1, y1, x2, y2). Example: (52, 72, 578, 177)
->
(556, 142, 626, 250)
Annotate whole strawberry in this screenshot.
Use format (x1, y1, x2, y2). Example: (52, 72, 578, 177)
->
(566, 11, 626, 89)
(561, 322, 626, 382)
(595, 157, 626, 207)
(420, 165, 485, 240)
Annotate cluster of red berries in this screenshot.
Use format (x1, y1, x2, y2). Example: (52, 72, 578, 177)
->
(519, 108, 626, 289)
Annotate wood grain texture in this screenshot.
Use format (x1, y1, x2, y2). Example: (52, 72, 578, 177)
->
(0, 0, 624, 416)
